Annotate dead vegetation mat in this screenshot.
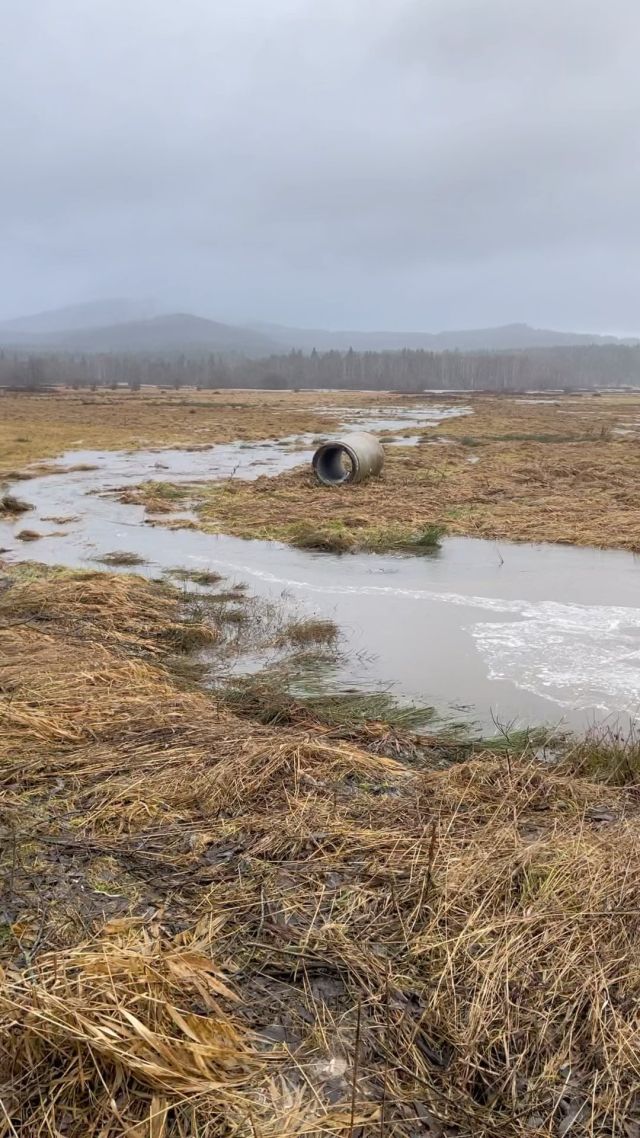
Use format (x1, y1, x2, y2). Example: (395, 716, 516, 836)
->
(1, 568, 640, 1136)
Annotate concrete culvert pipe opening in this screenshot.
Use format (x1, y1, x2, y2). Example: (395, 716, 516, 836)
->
(312, 432, 384, 486)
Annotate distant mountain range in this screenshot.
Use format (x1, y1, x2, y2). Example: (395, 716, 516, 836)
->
(0, 298, 160, 337)
(0, 299, 635, 356)
(250, 320, 634, 352)
(0, 302, 277, 357)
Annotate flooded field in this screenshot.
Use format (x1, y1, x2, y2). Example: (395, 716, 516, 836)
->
(2, 430, 639, 731)
(3, 390, 640, 1138)
(316, 402, 471, 433)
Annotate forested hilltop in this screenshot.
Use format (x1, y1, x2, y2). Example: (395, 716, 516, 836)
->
(1, 342, 639, 392)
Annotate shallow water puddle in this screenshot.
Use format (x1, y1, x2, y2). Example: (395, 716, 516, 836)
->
(1, 435, 639, 731)
(315, 403, 471, 434)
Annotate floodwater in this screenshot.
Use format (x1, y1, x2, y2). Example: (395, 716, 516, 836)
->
(1, 435, 639, 733)
(317, 403, 471, 433)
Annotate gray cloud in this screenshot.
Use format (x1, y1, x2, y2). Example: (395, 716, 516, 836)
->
(1, 0, 639, 331)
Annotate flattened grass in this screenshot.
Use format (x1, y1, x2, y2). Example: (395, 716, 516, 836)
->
(2, 565, 640, 1134)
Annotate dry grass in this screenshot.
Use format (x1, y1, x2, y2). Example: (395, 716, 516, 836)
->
(164, 393, 640, 552)
(0, 387, 345, 477)
(277, 618, 340, 647)
(3, 389, 640, 550)
(96, 550, 148, 566)
(1, 564, 640, 1135)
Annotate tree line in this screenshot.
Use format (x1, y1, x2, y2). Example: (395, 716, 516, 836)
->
(0, 343, 639, 392)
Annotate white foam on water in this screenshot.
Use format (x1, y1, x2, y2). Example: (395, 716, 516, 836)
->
(179, 556, 640, 716)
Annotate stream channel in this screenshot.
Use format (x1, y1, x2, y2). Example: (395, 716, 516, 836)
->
(1, 403, 639, 733)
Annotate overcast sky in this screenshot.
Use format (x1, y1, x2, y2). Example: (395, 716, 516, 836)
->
(1, 0, 639, 331)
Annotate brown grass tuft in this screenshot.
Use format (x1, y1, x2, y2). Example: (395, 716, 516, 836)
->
(277, 617, 340, 647)
(0, 492, 32, 514)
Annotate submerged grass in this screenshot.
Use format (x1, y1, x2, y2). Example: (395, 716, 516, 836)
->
(0, 492, 32, 514)
(277, 617, 340, 647)
(95, 550, 148, 566)
(167, 567, 225, 586)
(222, 669, 437, 734)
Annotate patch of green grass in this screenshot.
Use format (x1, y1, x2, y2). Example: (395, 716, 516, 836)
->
(561, 728, 640, 785)
(285, 519, 446, 555)
(478, 725, 562, 754)
(409, 524, 446, 550)
(146, 481, 190, 501)
(223, 669, 437, 731)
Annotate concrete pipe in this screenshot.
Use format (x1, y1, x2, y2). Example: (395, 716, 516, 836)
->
(312, 431, 384, 486)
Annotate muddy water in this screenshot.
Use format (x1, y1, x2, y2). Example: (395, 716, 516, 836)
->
(1, 439, 639, 732)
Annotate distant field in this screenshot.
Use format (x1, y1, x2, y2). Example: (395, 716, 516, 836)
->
(0, 387, 343, 475)
(2, 387, 640, 551)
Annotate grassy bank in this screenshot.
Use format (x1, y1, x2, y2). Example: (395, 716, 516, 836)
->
(120, 392, 640, 552)
(1, 563, 640, 1136)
